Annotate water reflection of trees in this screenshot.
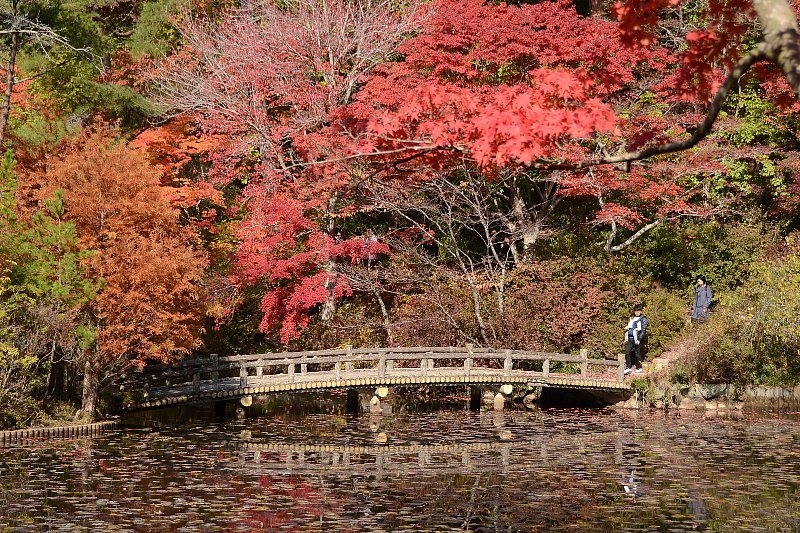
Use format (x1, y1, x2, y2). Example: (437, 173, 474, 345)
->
(1, 412, 800, 530)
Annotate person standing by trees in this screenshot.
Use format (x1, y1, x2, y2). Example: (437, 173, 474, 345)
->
(624, 304, 648, 376)
(691, 275, 714, 324)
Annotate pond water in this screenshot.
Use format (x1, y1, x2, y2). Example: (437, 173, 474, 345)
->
(2, 404, 800, 531)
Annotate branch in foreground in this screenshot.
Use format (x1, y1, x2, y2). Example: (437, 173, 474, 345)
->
(527, 43, 769, 170)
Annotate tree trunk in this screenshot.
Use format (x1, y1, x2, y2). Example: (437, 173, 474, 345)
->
(372, 286, 394, 347)
(79, 359, 99, 420)
(0, 6, 19, 145)
(753, 0, 800, 94)
(321, 194, 339, 322)
(321, 267, 337, 322)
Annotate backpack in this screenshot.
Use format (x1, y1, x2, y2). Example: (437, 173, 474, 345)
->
(638, 316, 649, 336)
(637, 315, 649, 359)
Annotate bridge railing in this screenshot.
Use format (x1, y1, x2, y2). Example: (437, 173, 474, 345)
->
(125, 345, 626, 396)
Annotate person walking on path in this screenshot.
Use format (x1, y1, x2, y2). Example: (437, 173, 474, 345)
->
(691, 275, 714, 324)
(624, 304, 648, 376)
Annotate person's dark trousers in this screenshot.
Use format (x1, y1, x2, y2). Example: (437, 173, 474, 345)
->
(625, 339, 642, 369)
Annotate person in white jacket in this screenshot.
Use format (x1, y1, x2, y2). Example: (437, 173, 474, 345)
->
(624, 304, 649, 375)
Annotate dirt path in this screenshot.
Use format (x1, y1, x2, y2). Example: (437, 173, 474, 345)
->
(644, 336, 698, 376)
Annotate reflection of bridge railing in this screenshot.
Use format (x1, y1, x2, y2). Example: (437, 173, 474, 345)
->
(124, 345, 628, 409)
(233, 442, 515, 476)
(227, 429, 628, 478)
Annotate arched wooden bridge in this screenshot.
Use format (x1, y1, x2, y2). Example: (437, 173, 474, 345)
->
(123, 345, 630, 410)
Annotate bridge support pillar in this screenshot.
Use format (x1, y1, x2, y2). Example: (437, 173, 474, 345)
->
(369, 395, 382, 414)
(372, 387, 393, 415)
(493, 392, 505, 411)
(345, 388, 360, 414)
(214, 400, 227, 419)
(470, 386, 482, 411)
(493, 384, 514, 411)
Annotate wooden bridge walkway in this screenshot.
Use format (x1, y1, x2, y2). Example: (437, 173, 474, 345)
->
(123, 345, 629, 410)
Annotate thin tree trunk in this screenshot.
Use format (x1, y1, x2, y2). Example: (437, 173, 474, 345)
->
(0, 3, 19, 145)
(79, 358, 99, 420)
(372, 285, 394, 347)
(321, 194, 338, 322)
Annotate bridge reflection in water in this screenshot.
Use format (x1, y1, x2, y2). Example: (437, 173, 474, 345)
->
(228, 414, 625, 480)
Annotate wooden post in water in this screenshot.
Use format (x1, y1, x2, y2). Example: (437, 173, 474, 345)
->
(345, 388, 359, 413)
(580, 349, 589, 378)
(470, 386, 481, 411)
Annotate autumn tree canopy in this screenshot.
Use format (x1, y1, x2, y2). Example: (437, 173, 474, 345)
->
(29, 126, 207, 414)
(6, 0, 800, 425)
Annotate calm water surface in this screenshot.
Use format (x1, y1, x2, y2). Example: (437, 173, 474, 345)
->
(2, 407, 800, 531)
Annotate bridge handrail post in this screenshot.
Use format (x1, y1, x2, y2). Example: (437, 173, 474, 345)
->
(210, 353, 219, 383)
(504, 350, 512, 376)
(335, 360, 341, 381)
(239, 360, 248, 388)
(193, 371, 200, 392)
(580, 349, 588, 378)
(465, 344, 473, 376)
(543, 358, 550, 378)
(287, 359, 295, 383)
(617, 352, 625, 382)
(345, 345, 353, 372)
(378, 349, 386, 378)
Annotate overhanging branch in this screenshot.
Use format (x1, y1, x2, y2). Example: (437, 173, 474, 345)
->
(527, 43, 769, 170)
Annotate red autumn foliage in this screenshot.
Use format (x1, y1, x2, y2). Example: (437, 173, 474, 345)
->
(344, 0, 670, 168)
(152, 0, 414, 343)
(613, 0, 786, 102)
(229, 187, 388, 342)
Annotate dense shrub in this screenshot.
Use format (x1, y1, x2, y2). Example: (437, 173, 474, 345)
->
(497, 260, 619, 353)
(392, 273, 482, 347)
(300, 297, 388, 350)
(389, 259, 685, 359)
(624, 219, 777, 294)
(641, 289, 688, 357)
(689, 238, 800, 385)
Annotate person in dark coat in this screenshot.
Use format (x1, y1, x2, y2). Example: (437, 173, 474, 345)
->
(691, 275, 714, 323)
(624, 304, 648, 375)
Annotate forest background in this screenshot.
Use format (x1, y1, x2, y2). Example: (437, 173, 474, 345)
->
(2, 0, 800, 428)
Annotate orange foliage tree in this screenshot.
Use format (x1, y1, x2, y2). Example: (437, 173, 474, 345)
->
(31, 125, 208, 416)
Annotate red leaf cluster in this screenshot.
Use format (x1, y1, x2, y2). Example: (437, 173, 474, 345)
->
(348, 0, 667, 168)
